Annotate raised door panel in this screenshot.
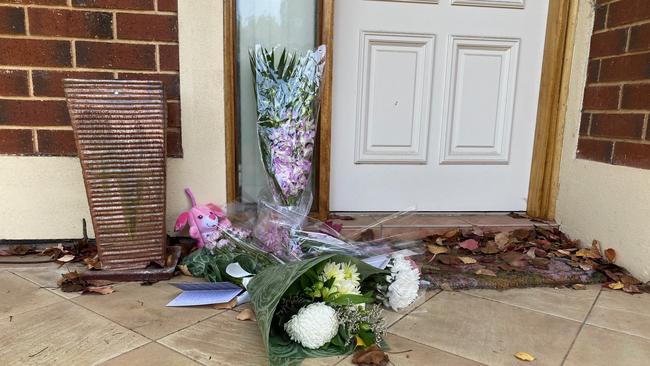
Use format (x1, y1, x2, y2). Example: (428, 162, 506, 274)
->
(355, 32, 435, 164)
(440, 36, 520, 164)
(450, 0, 525, 9)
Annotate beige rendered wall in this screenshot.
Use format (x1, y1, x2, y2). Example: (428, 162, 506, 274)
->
(0, 0, 227, 239)
(556, 0, 650, 282)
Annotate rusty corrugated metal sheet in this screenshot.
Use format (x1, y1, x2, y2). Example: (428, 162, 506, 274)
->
(64, 79, 167, 270)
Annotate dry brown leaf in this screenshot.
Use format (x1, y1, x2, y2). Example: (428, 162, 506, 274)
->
(512, 229, 531, 241)
(604, 248, 616, 263)
(501, 252, 528, 268)
(57, 254, 75, 263)
(459, 256, 477, 264)
(572, 284, 587, 290)
(475, 268, 497, 276)
(608, 282, 624, 290)
(86, 279, 113, 287)
(83, 286, 114, 295)
(178, 264, 192, 277)
(440, 283, 454, 291)
(481, 241, 500, 254)
(427, 244, 449, 255)
(352, 344, 389, 366)
(443, 228, 460, 239)
(494, 232, 510, 248)
(557, 249, 571, 256)
(526, 247, 537, 259)
(214, 298, 237, 309)
(437, 254, 463, 265)
(236, 308, 256, 321)
(514, 352, 535, 361)
(84, 256, 102, 270)
(591, 240, 603, 258)
(458, 239, 479, 251)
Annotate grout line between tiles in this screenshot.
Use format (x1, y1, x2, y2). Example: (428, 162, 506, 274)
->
(385, 332, 490, 366)
(97, 341, 154, 364)
(156, 340, 208, 366)
(560, 288, 602, 366)
(460, 288, 599, 323)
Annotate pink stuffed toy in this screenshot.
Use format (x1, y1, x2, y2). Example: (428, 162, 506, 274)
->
(175, 188, 231, 249)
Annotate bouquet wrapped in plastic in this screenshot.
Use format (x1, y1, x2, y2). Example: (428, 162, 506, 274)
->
(250, 45, 327, 261)
(247, 253, 421, 365)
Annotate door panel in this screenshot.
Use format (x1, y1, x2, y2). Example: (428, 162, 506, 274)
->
(331, 0, 549, 211)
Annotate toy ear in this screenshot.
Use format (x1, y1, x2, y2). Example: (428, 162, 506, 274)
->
(174, 211, 190, 232)
(189, 226, 201, 240)
(206, 203, 225, 216)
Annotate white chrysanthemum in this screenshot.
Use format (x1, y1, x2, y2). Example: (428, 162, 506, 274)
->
(341, 262, 361, 282)
(321, 262, 344, 282)
(284, 303, 339, 349)
(337, 278, 361, 295)
(385, 254, 420, 311)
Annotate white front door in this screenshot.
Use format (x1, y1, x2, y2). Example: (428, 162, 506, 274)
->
(330, 0, 549, 211)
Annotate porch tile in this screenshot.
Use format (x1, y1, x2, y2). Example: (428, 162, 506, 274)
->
(390, 291, 580, 365)
(72, 282, 220, 340)
(381, 227, 461, 241)
(158, 310, 270, 366)
(101, 342, 201, 366)
(586, 290, 650, 340)
(459, 214, 553, 227)
(11, 262, 87, 299)
(380, 214, 470, 228)
(0, 300, 147, 365)
(329, 214, 381, 228)
(384, 289, 439, 327)
(0, 271, 63, 318)
(463, 285, 601, 322)
(564, 325, 650, 366)
(338, 333, 483, 366)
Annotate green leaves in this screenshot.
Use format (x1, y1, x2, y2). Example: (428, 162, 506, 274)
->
(327, 294, 375, 306)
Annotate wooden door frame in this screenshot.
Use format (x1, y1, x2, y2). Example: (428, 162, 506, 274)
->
(223, 0, 333, 220)
(224, 0, 576, 220)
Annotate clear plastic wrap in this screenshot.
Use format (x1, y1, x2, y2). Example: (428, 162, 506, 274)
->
(249, 45, 326, 260)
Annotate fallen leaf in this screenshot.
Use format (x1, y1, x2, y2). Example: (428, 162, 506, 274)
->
(475, 268, 497, 276)
(514, 352, 535, 361)
(508, 212, 527, 219)
(236, 308, 256, 321)
(576, 247, 600, 259)
(501, 252, 528, 268)
(437, 254, 463, 265)
(86, 279, 113, 287)
(608, 282, 624, 290)
(557, 249, 571, 256)
(623, 284, 642, 294)
(459, 256, 477, 264)
(427, 244, 449, 255)
(591, 240, 603, 259)
(178, 264, 192, 277)
(472, 227, 484, 236)
(57, 254, 75, 263)
(352, 344, 389, 366)
(526, 247, 537, 259)
(572, 284, 587, 290)
(481, 241, 500, 254)
(512, 229, 532, 241)
(604, 248, 616, 263)
(495, 232, 510, 249)
(619, 274, 641, 285)
(84, 256, 102, 270)
(8, 245, 32, 256)
(443, 229, 460, 239)
(0, 249, 11, 256)
(214, 298, 237, 309)
(458, 239, 479, 251)
(440, 283, 454, 291)
(83, 286, 114, 295)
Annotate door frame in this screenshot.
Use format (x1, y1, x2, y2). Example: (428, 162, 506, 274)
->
(223, 0, 576, 220)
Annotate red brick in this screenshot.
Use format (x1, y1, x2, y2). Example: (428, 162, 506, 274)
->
(579, 113, 591, 136)
(37, 129, 77, 156)
(589, 28, 628, 58)
(76, 41, 155, 70)
(116, 13, 177, 42)
(157, 0, 176, 12)
(629, 23, 650, 52)
(583, 85, 620, 110)
(117, 72, 179, 99)
(29, 8, 113, 40)
(613, 141, 650, 169)
(576, 138, 614, 163)
(599, 53, 650, 82)
(166, 129, 182, 157)
(72, 0, 153, 10)
(0, 39, 71, 67)
(621, 83, 650, 109)
(587, 60, 600, 83)
(594, 4, 608, 31)
(0, 99, 69, 126)
(167, 101, 180, 127)
(33, 70, 114, 97)
(590, 113, 645, 139)
(1, 0, 66, 4)
(607, 0, 650, 27)
(0, 128, 33, 154)
(0, 69, 28, 96)
(159, 44, 178, 71)
(0, 6, 25, 34)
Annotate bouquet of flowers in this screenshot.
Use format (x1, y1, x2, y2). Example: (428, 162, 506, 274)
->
(250, 45, 327, 260)
(247, 253, 421, 365)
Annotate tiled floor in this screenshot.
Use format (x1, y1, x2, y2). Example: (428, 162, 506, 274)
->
(1, 214, 647, 365)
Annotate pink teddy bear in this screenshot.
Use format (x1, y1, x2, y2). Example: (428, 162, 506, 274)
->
(175, 188, 231, 249)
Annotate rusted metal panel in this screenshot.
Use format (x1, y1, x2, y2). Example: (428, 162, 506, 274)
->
(64, 79, 167, 270)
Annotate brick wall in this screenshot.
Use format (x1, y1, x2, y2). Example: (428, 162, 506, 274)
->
(0, 0, 181, 157)
(578, 0, 650, 169)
